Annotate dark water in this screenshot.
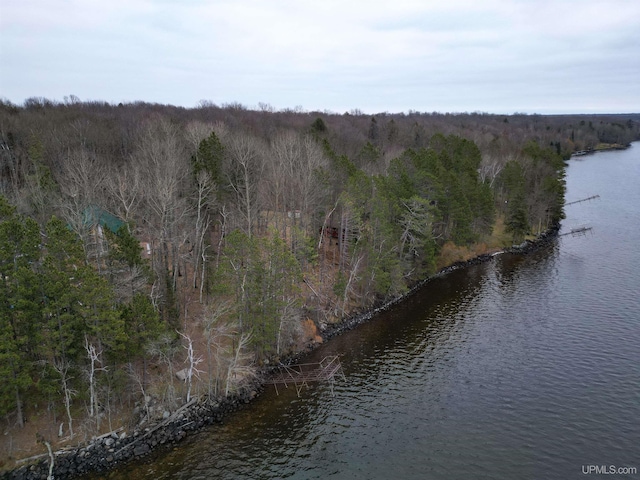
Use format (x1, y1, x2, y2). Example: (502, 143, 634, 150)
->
(108, 145, 640, 480)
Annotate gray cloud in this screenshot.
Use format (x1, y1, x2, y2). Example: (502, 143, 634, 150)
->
(1, 0, 638, 113)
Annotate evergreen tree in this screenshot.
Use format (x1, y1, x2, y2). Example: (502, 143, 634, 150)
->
(506, 192, 529, 243)
(192, 131, 225, 195)
(120, 293, 164, 360)
(368, 116, 379, 142)
(362, 177, 405, 299)
(500, 161, 530, 243)
(40, 216, 125, 421)
(41, 216, 94, 362)
(310, 117, 327, 135)
(0, 196, 41, 424)
(217, 229, 302, 358)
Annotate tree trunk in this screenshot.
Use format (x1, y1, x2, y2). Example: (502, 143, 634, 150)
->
(15, 386, 23, 428)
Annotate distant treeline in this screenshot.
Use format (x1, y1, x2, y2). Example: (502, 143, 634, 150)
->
(1, 98, 638, 445)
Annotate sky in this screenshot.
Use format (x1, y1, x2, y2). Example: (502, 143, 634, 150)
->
(1, 0, 639, 115)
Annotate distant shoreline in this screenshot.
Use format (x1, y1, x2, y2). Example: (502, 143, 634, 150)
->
(571, 143, 630, 157)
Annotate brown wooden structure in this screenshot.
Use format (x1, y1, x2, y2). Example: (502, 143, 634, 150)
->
(560, 225, 593, 237)
(564, 194, 600, 206)
(271, 356, 346, 397)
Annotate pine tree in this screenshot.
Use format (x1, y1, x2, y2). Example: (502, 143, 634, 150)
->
(506, 193, 529, 243)
(500, 162, 530, 243)
(310, 117, 327, 135)
(192, 131, 225, 195)
(120, 293, 164, 361)
(40, 216, 126, 432)
(0, 196, 41, 425)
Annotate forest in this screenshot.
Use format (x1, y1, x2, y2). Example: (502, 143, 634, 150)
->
(1, 97, 639, 465)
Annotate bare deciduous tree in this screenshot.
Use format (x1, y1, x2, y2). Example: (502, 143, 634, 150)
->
(105, 161, 142, 225)
(84, 335, 108, 431)
(192, 171, 215, 300)
(225, 330, 256, 397)
(57, 148, 109, 266)
(184, 121, 215, 154)
(127, 363, 151, 422)
(146, 332, 180, 407)
(478, 153, 508, 188)
(224, 133, 265, 237)
(51, 358, 77, 439)
(201, 301, 234, 397)
(269, 131, 328, 232)
(134, 117, 190, 316)
(177, 330, 204, 403)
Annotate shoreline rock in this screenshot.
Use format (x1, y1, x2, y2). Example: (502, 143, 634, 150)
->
(1, 387, 262, 480)
(320, 223, 560, 342)
(1, 224, 560, 480)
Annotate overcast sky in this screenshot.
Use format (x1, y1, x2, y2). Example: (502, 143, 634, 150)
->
(1, 0, 639, 114)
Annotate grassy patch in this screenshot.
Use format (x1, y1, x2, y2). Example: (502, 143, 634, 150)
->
(434, 216, 515, 270)
(484, 216, 513, 249)
(595, 143, 626, 151)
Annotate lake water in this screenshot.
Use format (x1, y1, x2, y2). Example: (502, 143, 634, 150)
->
(105, 144, 640, 480)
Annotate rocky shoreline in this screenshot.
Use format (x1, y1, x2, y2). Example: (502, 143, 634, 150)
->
(2, 386, 264, 480)
(320, 223, 560, 342)
(2, 224, 560, 480)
